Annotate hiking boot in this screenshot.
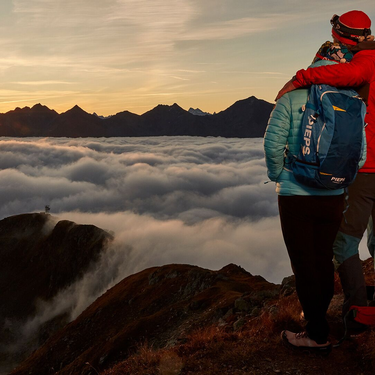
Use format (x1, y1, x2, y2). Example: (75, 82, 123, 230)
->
(281, 330, 332, 355)
(344, 309, 368, 337)
(346, 319, 368, 337)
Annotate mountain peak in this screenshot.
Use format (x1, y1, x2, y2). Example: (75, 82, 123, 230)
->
(63, 105, 89, 116)
(30, 103, 58, 115)
(93, 112, 113, 120)
(72, 104, 84, 111)
(143, 103, 187, 117)
(155, 103, 184, 111)
(188, 107, 211, 116)
(32, 103, 46, 109)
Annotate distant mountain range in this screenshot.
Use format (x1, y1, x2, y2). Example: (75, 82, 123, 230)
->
(0, 96, 274, 138)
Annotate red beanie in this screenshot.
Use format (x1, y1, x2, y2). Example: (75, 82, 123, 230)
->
(331, 10, 372, 45)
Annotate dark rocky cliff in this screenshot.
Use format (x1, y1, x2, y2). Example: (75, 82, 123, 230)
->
(0, 213, 113, 374)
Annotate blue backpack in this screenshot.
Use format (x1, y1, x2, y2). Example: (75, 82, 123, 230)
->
(291, 84, 366, 190)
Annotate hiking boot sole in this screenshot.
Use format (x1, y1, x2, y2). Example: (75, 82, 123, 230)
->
(281, 331, 332, 356)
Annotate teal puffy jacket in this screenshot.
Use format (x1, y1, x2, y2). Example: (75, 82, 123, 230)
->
(264, 60, 366, 196)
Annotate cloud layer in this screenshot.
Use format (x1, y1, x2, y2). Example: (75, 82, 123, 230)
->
(1, 136, 370, 285)
(0, 137, 276, 220)
(0, 136, 286, 279)
(1, 135, 371, 363)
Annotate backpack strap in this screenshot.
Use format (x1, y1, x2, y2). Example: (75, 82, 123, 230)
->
(305, 102, 318, 113)
(302, 99, 319, 119)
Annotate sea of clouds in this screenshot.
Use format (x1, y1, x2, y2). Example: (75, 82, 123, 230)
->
(1, 135, 373, 371)
(0, 136, 370, 326)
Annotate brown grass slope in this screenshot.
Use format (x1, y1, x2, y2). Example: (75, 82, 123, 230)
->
(11, 264, 278, 374)
(11, 259, 375, 375)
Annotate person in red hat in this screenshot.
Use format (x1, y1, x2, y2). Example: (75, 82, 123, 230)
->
(331, 11, 372, 45)
(276, 10, 375, 344)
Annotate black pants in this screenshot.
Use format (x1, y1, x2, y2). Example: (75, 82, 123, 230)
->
(340, 173, 375, 239)
(278, 194, 345, 344)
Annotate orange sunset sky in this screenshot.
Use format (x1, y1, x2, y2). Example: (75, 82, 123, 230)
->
(0, 0, 374, 116)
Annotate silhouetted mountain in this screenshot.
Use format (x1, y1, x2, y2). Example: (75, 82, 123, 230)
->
(0, 104, 58, 137)
(139, 103, 205, 136)
(48, 105, 105, 137)
(0, 213, 113, 374)
(105, 110, 140, 136)
(0, 97, 274, 138)
(212, 96, 274, 137)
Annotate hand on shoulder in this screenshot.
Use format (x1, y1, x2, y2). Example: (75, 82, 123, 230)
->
(275, 78, 297, 101)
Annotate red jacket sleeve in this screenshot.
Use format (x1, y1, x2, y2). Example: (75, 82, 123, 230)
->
(293, 52, 375, 88)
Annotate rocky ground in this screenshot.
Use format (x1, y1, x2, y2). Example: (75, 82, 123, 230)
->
(11, 260, 375, 375)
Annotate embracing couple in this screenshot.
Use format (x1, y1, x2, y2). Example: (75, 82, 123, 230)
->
(264, 10, 375, 354)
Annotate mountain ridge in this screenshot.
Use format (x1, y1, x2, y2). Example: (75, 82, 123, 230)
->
(0, 97, 273, 138)
(11, 261, 280, 375)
